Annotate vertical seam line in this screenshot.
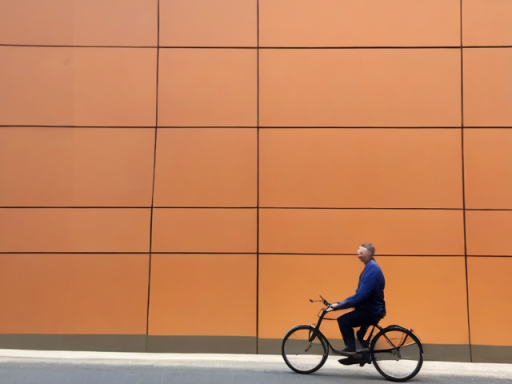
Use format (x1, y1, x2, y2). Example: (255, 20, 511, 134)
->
(256, 0, 260, 355)
(460, 0, 473, 362)
(146, 0, 160, 352)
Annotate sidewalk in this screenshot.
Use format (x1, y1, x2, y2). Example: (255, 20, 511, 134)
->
(0, 348, 511, 380)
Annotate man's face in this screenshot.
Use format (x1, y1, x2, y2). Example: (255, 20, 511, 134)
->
(357, 246, 372, 264)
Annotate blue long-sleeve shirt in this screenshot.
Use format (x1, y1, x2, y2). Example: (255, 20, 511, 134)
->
(335, 260, 386, 316)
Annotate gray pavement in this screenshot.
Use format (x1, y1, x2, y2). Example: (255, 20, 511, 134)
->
(0, 349, 511, 383)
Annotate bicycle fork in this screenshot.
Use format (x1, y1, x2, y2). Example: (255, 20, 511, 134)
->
(305, 325, 321, 352)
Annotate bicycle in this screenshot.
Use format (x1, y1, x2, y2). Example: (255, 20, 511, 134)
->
(281, 295, 424, 382)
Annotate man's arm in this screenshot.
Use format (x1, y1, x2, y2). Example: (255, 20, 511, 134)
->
(332, 266, 381, 310)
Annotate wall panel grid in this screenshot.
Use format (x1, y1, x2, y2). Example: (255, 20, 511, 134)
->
(1, 0, 511, 363)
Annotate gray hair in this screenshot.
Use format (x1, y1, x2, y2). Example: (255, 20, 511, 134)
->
(361, 243, 376, 257)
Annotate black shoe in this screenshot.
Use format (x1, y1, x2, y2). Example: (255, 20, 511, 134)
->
(339, 347, 357, 356)
(338, 357, 360, 366)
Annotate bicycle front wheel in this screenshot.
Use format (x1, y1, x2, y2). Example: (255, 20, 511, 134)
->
(370, 327, 423, 382)
(281, 325, 329, 374)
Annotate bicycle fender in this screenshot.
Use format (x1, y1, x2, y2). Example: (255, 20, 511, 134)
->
(372, 326, 424, 353)
(284, 324, 311, 335)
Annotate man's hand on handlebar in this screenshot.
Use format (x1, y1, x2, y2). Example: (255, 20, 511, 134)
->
(311, 296, 338, 312)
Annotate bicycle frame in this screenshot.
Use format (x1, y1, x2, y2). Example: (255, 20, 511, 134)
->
(309, 305, 383, 355)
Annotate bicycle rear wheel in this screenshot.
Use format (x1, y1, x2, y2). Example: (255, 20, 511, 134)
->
(281, 325, 329, 374)
(370, 326, 423, 382)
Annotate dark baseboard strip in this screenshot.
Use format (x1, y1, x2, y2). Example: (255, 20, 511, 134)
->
(0, 334, 255, 354)
(422, 344, 471, 362)
(471, 345, 512, 363)
(147, 335, 256, 353)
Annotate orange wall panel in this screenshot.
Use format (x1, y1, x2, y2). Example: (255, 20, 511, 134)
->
(160, 0, 257, 47)
(158, 49, 257, 127)
(153, 128, 257, 207)
(0, 47, 74, 126)
(378, 257, 469, 345)
(260, 49, 461, 127)
(260, 0, 460, 47)
(463, 48, 512, 127)
(0, 254, 149, 334)
(466, 211, 512, 256)
(71, 48, 157, 126)
(148, 254, 256, 336)
(0, 0, 73, 46)
(71, 0, 157, 47)
(0, 208, 150, 253)
(260, 209, 464, 255)
(462, 0, 512, 46)
(0, 47, 157, 126)
(464, 129, 512, 209)
(468, 257, 512, 346)
(152, 208, 257, 253)
(0, 0, 157, 46)
(0, 128, 155, 207)
(260, 128, 463, 209)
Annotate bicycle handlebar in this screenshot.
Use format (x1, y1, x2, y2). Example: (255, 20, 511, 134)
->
(309, 295, 331, 307)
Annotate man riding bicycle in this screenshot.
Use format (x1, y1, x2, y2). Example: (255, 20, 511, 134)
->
(326, 243, 386, 364)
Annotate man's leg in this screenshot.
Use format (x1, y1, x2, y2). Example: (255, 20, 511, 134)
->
(337, 311, 361, 352)
(338, 310, 380, 351)
(356, 324, 370, 349)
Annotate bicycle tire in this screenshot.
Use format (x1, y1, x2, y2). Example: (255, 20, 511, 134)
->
(281, 325, 329, 374)
(370, 326, 423, 382)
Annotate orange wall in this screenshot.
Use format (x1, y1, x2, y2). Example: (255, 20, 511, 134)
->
(0, 0, 511, 361)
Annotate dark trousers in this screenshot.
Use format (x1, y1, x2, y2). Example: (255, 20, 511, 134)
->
(337, 309, 382, 351)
